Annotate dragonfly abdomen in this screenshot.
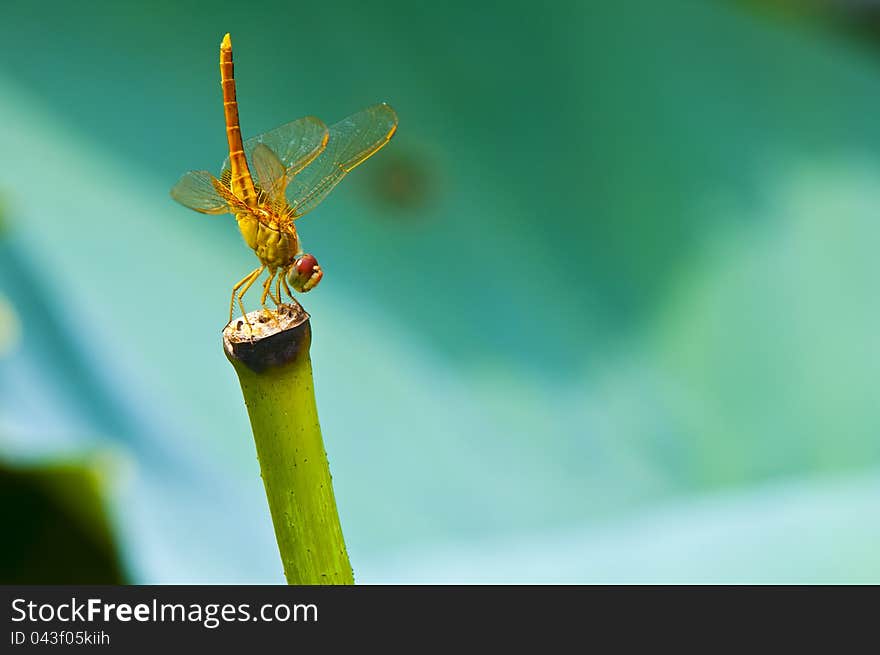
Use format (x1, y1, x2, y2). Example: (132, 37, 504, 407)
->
(236, 213, 299, 269)
(220, 33, 258, 207)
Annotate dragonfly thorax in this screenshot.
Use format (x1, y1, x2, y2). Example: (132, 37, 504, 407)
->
(236, 211, 300, 269)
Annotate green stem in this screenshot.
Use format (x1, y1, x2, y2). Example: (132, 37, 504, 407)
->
(223, 302, 353, 585)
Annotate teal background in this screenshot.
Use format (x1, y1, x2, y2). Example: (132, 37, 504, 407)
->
(1, 0, 879, 582)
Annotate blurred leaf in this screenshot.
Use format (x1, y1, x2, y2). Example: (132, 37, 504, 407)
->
(0, 296, 19, 357)
(0, 459, 126, 583)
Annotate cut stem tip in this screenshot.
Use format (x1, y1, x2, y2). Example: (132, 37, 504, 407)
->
(222, 302, 310, 373)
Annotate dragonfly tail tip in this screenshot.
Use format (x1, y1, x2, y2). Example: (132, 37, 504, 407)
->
(221, 33, 232, 49)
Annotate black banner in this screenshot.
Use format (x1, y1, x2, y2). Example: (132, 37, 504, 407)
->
(0, 585, 865, 650)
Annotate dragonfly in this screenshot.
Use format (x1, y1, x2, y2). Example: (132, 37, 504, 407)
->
(171, 33, 398, 329)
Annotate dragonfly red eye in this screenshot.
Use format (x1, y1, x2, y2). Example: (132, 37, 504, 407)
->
(288, 253, 323, 292)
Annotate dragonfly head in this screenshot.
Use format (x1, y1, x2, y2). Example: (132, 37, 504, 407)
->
(288, 253, 323, 293)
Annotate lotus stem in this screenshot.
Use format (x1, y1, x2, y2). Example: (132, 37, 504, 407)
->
(222, 302, 353, 584)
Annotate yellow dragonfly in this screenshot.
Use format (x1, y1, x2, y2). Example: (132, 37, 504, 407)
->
(171, 33, 398, 327)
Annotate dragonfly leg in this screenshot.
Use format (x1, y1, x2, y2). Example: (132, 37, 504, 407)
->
(274, 275, 282, 308)
(260, 269, 282, 329)
(281, 267, 294, 300)
(229, 266, 264, 324)
(236, 265, 265, 334)
(260, 269, 278, 307)
(264, 268, 282, 306)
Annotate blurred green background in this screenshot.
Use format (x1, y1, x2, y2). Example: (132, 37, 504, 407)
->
(1, 0, 879, 583)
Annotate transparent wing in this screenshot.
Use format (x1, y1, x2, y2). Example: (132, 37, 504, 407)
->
(170, 170, 230, 214)
(251, 143, 286, 204)
(221, 115, 329, 179)
(286, 103, 398, 218)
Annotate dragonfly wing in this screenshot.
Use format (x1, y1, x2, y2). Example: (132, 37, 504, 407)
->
(170, 170, 230, 214)
(221, 115, 329, 179)
(286, 103, 398, 219)
(252, 143, 287, 204)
